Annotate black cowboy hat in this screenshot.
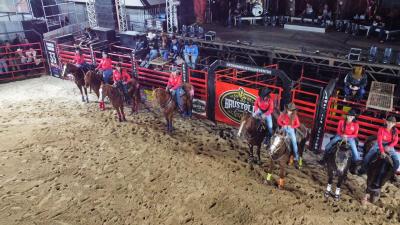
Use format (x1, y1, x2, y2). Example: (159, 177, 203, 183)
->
(286, 103, 297, 111)
(385, 116, 397, 123)
(258, 87, 272, 98)
(347, 109, 357, 116)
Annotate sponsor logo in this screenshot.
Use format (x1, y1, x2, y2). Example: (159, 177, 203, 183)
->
(218, 87, 256, 123)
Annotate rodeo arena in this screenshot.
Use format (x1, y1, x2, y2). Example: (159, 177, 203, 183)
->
(2, 0, 400, 224)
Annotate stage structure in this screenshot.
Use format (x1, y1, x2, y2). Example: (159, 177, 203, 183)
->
(166, 0, 178, 33)
(86, 0, 97, 28)
(115, 0, 127, 31)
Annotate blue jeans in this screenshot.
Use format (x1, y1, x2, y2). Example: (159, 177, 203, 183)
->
(363, 142, 400, 172)
(160, 49, 169, 61)
(184, 54, 197, 69)
(252, 110, 273, 135)
(0, 58, 8, 73)
(171, 87, 184, 112)
(325, 135, 360, 161)
(102, 69, 113, 84)
(284, 127, 299, 161)
(344, 85, 365, 100)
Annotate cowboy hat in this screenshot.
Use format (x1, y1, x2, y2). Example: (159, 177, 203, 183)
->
(286, 103, 297, 111)
(146, 32, 156, 40)
(347, 109, 357, 116)
(258, 87, 272, 98)
(385, 116, 397, 123)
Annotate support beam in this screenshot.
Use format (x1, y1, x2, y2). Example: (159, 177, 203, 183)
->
(86, 0, 97, 28)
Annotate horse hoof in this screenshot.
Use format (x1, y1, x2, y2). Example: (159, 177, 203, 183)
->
(334, 194, 340, 201)
(324, 191, 331, 198)
(247, 157, 254, 164)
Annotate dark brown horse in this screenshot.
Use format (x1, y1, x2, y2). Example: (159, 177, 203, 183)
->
(61, 63, 88, 102)
(237, 113, 267, 165)
(100, 84, 126, 122)
(153, 88, 176, 133)
(362, 136, 395, 204)
(126, 78, 141, 114)
(180, 83, 195, 118)
(84, 70, 103, 100)
(264, 129, 308, 189)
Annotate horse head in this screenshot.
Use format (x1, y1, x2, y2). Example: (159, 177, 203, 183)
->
(268, 130, 286, 159)
(237, 113, 253, 137)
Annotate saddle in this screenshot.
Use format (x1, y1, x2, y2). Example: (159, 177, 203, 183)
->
(255, 118, 266, 133)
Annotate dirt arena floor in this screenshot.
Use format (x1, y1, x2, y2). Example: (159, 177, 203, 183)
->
(0, 76, 399, 225)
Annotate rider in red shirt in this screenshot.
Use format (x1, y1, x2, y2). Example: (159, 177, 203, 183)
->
(72, 48, 89, 71)
(277, 103, 301, 168)
(252, 87, 274, 144)
(359, 116, 399, 175)
(319, 109, 360, 165)
(96, 51, 113, 84)
(166, 67, 183, 113)
(113, 63, 131, 103)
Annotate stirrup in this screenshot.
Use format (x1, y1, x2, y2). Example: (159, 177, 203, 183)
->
(324, 190, 331, 198)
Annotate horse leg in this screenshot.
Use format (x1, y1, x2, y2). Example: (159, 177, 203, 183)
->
(121, 106, 127, 121)
(325, 165, 334, 199)
(278, 159, 286, 189)
(248, 144, 254, 164)
(256, 145, 261, 165)
(264, 158, 274, 184)
(78, 85, 85, 102)
(84, 86, 89, 103)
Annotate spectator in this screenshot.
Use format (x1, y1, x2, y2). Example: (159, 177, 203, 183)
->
(366, 15, 386, 43)
(140, 31, 159, 68)
(12, 34, 22, 46)
(301, 3, 315, 22)
(319, 4, 332, 27)
(183, 39, 199, 69)
(169, 36, 181, 61)
(5, 40, 20, 71)
(159, 33, 170, 61)
(0, 42, 8, 73)
(344, 66, 368, 101)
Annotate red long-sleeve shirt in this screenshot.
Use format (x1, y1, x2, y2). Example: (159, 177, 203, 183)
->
(96, 58, 112, 70)
(72, 53, 85, 64)
(253, 96, 274, 115)
(337, 120, 359, 138)
(277, 113, 300, 129)
(113, 69, 130, 82)
(377, 127, 399, 153)
(166, 74, 182, 90)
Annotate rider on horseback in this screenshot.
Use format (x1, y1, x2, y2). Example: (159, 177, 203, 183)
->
(96, 51, 113, 84)
(166, 67, 184, 114)
(113, 63, 131, 103)
(358, 116, 399, 176)
(319, 109, 361, 166)
(72, 48, 89, 72)
(278, 103, 301, 168)
(252, 87, 274, 145)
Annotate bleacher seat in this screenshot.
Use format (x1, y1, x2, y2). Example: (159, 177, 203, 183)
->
(368, 46, 378, 63)
(382, 48, 392, 64)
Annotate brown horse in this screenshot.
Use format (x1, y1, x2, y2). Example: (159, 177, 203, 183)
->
(362, 136, 395, 204)
(153, 88, 176, 133)
(126, 78, 141, 114)
(237, 113, 268, 165)
(264, 129, 308, 189)
(100, 84, 126, 122)
(84, 70, 103, 100)
(61, 63, 88, 102)
(180, 83, 195, 118)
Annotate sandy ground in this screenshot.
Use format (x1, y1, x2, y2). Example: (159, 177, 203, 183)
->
(0, 76, 399, 225)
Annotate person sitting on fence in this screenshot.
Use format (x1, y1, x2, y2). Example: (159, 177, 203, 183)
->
(278, 103, 301, 168)
(319, 109, 361, 165)
(96, 51, 113, 84)
(344, 65, 368, 101)
(252, 87, 274, 145)
(358, 116, 399, 176)
(113, 63, 131, 103)
(159, 33, 170, 61)
(166, 67, 184, 113)
(0, 42, 8, 73)
(183, 39, 199, 69)
(140, 31, 159, 68)
(72, 48, 89, 72)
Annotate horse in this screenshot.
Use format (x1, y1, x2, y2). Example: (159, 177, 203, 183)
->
(237, 113, 268, 165)
(152, 88, 176, 133)
(180, 83, 195, 118)
(324, 140, 354, 201)
(84, 70, 103, 99)
(362, 136, 395, 204)
(264, 129, 308, 189)
(61, 63, 88, 102)
(100, 84, 126, 122)
(126, 78, 141, 114)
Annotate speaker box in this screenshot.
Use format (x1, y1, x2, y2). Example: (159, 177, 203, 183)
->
(119, 31, 147, 49)
(21, 20, 48, 43)
(92, 27, 116, 42)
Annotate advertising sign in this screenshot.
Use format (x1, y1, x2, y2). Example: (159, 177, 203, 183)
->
(44, 40, 61, 77)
